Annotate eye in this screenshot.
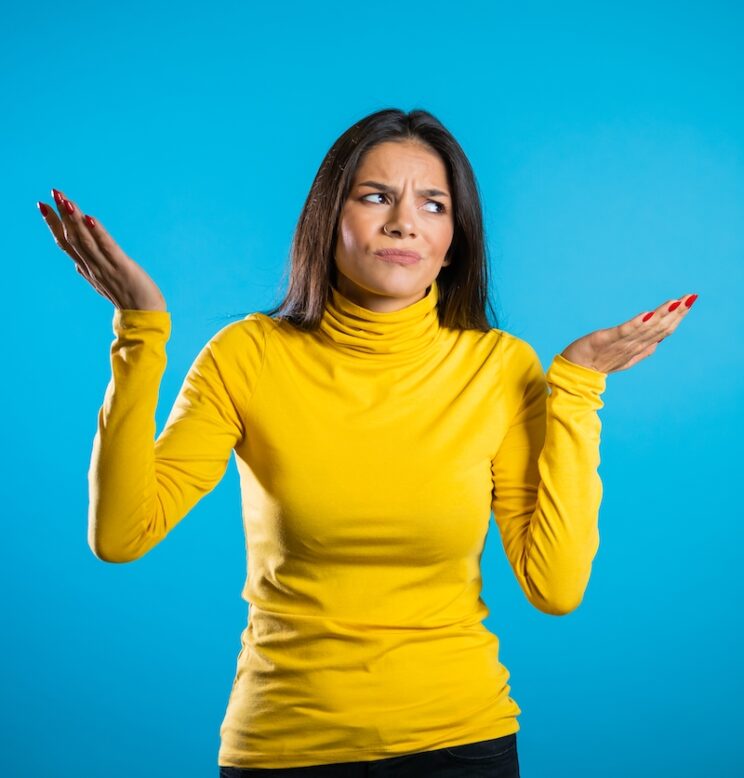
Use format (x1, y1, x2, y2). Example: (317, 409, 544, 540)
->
(360, 193, 448, 214)
(361, 193, 388, 205)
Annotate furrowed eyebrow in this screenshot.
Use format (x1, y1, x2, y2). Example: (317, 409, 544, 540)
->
(356, 180, 450, 199)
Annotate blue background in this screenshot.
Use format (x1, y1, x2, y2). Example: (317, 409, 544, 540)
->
(3, 1, 742, 775)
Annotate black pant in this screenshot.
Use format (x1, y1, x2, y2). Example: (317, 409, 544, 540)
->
(219, 732, 519, 776)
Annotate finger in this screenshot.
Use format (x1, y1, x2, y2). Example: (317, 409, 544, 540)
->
(39, 196, 92, 271)
(42, 193, 128, 309)
(52, 188, 87, 256)
(73, 211, 127, 274)
(40, 194, 117, 306)
(52, 190, 124, 273)
(50, 190, 120, 286)
(39, 200, 111, 299)
(40, 200, 108, 298)
(638, 293, 698, 341)
(57, 194, 115, 272)
(48, 189, 93, 266)
(614, 339, 661, 372)
(51, 187, 76, 231)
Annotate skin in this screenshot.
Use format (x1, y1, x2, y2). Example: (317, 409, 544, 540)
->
(37, 188, 167, 312)
(560, 294, 698, 374)
(334, 139, 454, 313)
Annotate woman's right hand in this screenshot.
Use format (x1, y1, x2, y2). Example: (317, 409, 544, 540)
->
(38, 188, 168, 312)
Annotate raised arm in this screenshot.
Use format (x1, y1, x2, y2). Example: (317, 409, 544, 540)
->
(490, 337, 607, 616)
(37, 187, 267, 564)
(87, 310, 266, 563)
(490, 290, 698, 615)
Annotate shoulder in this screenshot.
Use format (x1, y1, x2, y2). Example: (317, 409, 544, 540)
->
(447, 327, 543, 379)
(484, 328, 544, 373)
(198, 313, 282, 380)
(206, 312, 279, 351)
(487, 330, 547, 413)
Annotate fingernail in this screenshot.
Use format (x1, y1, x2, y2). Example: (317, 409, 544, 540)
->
(64, 198, 75, 215)
(642, 311, 655, 322)
(84, 214, 96, 229)
(685, 294, 698, 308)
(52, 189, 65, 206)
(668, 300, 681, 312)
(37, 202, 49, 217)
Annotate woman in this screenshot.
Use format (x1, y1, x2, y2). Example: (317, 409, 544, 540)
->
(38, 108, 697, 777)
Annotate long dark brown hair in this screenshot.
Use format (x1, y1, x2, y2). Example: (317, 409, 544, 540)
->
(229, 108, 500, 332)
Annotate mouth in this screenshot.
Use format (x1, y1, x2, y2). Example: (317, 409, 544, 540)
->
(374, 249, 422, 265)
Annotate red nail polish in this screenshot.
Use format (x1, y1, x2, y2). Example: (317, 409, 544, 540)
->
(685, 294, 698, 308)
(84, 214, 96, 229)
(642, 311, 655, 322)
(64, 199, 74, 215)
(37, 202, 49, 217)
(668, 300, 681, 312)
(52, 189, 64, 206)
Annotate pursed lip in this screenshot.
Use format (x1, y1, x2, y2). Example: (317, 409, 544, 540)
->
(374, 248, 422, 260)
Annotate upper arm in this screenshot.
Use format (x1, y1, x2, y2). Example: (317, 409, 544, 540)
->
(490, 336, 548, 584)
(148, 314, 269, 539)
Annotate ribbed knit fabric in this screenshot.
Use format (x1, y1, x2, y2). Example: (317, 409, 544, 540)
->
(88, 278, 607, 769)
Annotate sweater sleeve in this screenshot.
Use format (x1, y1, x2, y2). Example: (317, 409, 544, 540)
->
(490, 337, 607, 615)
(87, 309, 266, 563)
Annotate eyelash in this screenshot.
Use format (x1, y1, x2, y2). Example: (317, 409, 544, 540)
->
(361, 192, 448, 214)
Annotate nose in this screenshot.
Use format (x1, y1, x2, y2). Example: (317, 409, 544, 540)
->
(383, 198, 417, 237)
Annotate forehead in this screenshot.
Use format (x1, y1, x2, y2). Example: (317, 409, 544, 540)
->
(353, 140, 448, 182)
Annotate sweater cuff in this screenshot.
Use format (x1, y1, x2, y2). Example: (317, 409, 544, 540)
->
(113, 308, 172, 339)
(547, 353, 607, 395)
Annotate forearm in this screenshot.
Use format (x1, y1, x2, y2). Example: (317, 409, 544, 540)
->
(521, 353, 607, 613)
(87, 309, 171, 563)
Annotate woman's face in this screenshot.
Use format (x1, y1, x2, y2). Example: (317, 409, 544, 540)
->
(333, 139, 454, 312)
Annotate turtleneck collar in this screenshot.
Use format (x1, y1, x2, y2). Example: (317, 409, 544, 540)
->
(318, 279, 441, 359)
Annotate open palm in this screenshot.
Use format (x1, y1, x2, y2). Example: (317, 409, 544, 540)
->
(561, 293, 699, 374)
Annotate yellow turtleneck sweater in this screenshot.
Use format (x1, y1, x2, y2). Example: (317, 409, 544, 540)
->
(88, 278, 607, 769)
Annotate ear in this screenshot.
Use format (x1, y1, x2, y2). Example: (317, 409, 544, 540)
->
(441, 253, 452, 267)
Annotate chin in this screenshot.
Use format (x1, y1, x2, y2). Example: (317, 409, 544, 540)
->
(336, 261, 430, 300)
(361, 276, 422, 297)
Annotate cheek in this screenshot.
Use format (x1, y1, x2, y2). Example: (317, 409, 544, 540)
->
(435, 224, 455, 253)
(339, 212, 373, 250)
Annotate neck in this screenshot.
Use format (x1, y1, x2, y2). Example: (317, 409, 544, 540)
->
(332, 279, 433, 314)
(318, 279, 441, 362)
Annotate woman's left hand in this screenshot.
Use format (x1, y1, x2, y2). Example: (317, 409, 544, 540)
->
(560, 293, 699, 375)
